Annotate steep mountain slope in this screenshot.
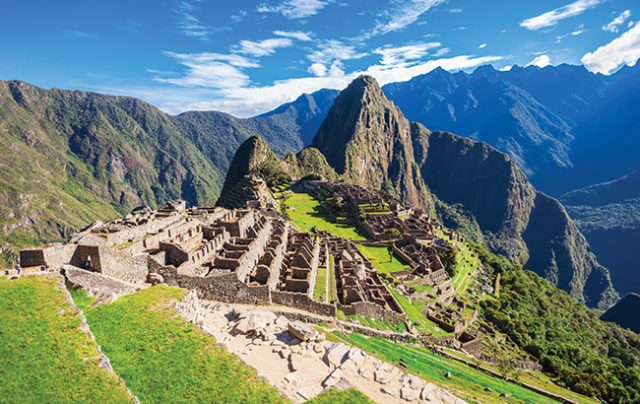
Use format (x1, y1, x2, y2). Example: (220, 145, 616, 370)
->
(216, 136, 337, 209)
(175, 89, 337, 174)
(312, 76, 433, 211)
(383, 63, 639, 195)
(562, 170, 640, 295)
(601, 293, 640, 333)
(0, 80, 222, 265)
(411, 129, 615, 307)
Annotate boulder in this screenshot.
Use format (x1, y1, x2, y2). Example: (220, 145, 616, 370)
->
(323, 343, 351, 369)
(400, 386, 421, 401)
(288, 353, 304, 371)
(297, 385, 323, 401)
(287, 321, 316, 342)
(146, 273, 164, 285)
(322, 368, 343, 388)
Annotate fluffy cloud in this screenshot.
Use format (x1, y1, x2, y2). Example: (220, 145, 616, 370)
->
(374, 42, 441, 66)
(307, 63, 327, 76)
(273, 30, 313, 41)
(257, 0, 329, 19)
(365, 0, 445, 38)
(603, 10, 632, 33)
(520, 0, 602, 31)
(479, 43, 487, 49)
(526, 54, 551, 67)
(235, 38, 293, 57)
(582, 22, 640, 74)
(185, 54, 503, 117)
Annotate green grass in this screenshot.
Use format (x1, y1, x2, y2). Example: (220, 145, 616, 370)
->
(0, 276, 131, 403)
(306, 388, 373, 403)
(333, 332, 560, 404)
(314, 267, 328, 302)
(328, 254, 337, 303)
(389, 288, 450, 337)
(77, 286, 287, 403)
(355, 244, 409, 275)
(285, 193, 365, 240)
(450, 242, 480, 295)
(343, 313, 409, 333)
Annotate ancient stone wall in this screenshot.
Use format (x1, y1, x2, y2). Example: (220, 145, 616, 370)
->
(338, 301, 406, 323)
(272, 290, 336, 317)
(20, 244, 77, 269)
(96, 215, 183, 246)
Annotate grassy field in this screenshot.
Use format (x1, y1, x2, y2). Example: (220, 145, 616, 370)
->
(307, 388, 373, 403)
(285, 193, 365, 240)
(0, 276, 131, 403)
(333, 332, 562, 404)
(355, 244, 409, 275)
(75, 286, 287, 403)
(389, 288, 449, 337)
(314, 266, 328, 302)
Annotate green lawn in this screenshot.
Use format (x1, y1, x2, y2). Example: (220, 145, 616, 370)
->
(0, 276, 131, 403)
(389, 288, 449, 337)
(285, 193, 365, 240)
(355, 244, 409, 275)
(328, 255, 337, 303)
(450, 243, 480, 295)
(307, 388, 373, 403)
(333, 332, 561, 404)
(314, 267, 328, 302)
(75, 286, 287, 403)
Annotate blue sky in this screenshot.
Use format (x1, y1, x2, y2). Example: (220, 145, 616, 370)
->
(1, 0, 639, 116)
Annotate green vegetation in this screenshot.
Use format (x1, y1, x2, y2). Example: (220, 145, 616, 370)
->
(475, 244, 640, 403)
(355, 244, 409, 275)
(314, 266, 328, 302)
(388, 288, 449, 337)
(0, 276, 131, 403)
(77, 286, 286, 403)
(333, 332, 561, 403)
(285, 192, 365, 240)
(306, 388, 373, 403)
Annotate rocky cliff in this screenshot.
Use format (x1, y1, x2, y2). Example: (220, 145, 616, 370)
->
(312, 76, 432, 211)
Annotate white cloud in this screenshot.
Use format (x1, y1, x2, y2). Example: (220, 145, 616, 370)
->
(365, 0, 445, 38)
(273, 30, 313, 41)
(555, 24, 586, 43)
(499, 65, 513, 71)
(603, 10, 632, 33)
(257, 0, 329, 19)
(176, 0, 214, 39)
(520, 0, 602, 31)
(307, 63, 327, 76)
(235, 38, 293, 57)
(308, 40, 368, 65)
(448, 8, 463, 14)
(231, 9, 248, 23)
(374, 42, 441, 67)
(582, 22, 640, 74)
(185, 54, 504, 117)
(479, 43, 487, 49)
(154, 51, 255, 89)
(526, 54, 551, 67)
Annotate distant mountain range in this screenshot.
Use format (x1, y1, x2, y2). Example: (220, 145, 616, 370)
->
(383, 63, 640, 197)
(220, 76, 617, 308)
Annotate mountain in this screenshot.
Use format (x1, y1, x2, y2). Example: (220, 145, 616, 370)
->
(0, 80, 222, 266)
(222, 75, 617, 308)
(217, 135, 337, 209)
(383, 63, 640, 195)
(562, 170, 640, 295)
(601, 293, 640, 333)
(312, 76, 433, 210)
(174, 88, 338, 176)
(0, 81, 333, 266)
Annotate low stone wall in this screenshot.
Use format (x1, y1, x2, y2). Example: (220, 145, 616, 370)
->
(100, 250, 148, 285)
(155, 261, 271, 305)
(20, 244, 76, 270)
(272, 290, 336, 317)
(338, 301, 406, 323)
